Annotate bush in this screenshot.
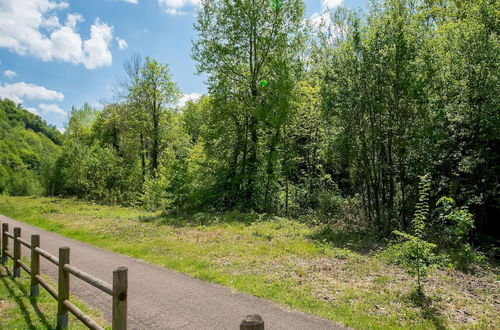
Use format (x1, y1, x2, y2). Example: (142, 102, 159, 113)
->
(141, 177, 171, 211)
(449, 244, 487, 272)
(390, 231, 438, 283)
(433, 196, 484, 272)
(434, 196, 474, 247)
(312, 186, 366, 228)
(6, 170, 44, 196)
(0, 165, 8, 193)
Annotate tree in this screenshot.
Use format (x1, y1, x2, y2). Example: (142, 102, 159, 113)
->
(128, 57, 181, 178)
(393, 174, 437, 295)
(193, 0, 306, 208)
(427, 0, 500, 238)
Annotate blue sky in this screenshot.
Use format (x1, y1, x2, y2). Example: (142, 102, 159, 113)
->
(0, 0, 367, 130)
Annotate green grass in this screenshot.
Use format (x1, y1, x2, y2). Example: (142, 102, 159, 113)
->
(0, 196, 498, 329)
(0, 258, 107, 329)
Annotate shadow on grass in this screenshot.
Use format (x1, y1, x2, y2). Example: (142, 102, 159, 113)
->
(409, 286, 447, 330)
(309, 226, 387, 255)
(138, 210, 273, 227)
(0, 266, 52, 329)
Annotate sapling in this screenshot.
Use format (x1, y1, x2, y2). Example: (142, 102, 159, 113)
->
(393, 174, 437, 297)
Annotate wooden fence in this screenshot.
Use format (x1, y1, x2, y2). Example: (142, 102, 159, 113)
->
(0, 222, 128, 330)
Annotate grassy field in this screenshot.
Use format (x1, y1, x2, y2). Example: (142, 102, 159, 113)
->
(0, 196, 498, 329)
(0, 258, 107, 329)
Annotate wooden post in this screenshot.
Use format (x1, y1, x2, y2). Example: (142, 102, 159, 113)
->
(240, 314, 264, 330)
(1, 223, 7, 264)
(112, 266, 128, 330)
(13, 227, 21, 278)
(30, 234, 40, 296)
(57, 247, 70, 329)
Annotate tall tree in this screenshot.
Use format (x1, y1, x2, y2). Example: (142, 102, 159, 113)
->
(193, 0, 305, 208)
(129, 57, 181, 178)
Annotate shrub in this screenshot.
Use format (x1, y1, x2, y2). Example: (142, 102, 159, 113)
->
(6, 170, 44, 197)
(391, 231, 438, 284)
(434, 196, 485, 272)
(141, 177, 171, 211)
(435, 196, 474, 247)
(392, 174, 437, 290)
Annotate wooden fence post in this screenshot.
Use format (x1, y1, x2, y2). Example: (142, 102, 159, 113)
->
(57, 247, 70, 329)
(13, 227, 21, 278)
(30, 234, 40, 296)
(240, 314, 264, 330)
(1, 223, 7, 264)
(112, 266, 128, 330)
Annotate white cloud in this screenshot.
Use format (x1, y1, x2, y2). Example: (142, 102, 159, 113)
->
(164, 8, 186, 15)
(66, 13, 83, 29)
(310, 0, 344, 29)
(39, 103, 67, 117)
(158, 0, 200, 15)
(0, 0, 114, 69)
(178, 92, 201, 107)
(82, 19, 113, 69)
(119, 0, 138, 3)
(3, 70, 17, 78)
(25, 107, 39, 115)
(322, 0, 343, 9)
(309, 0, 348, 42)
(116, 37, 128, 50)
(0, 82, 64, 104)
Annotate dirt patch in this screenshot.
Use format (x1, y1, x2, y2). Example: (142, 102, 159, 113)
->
(0, 299, 13, 314)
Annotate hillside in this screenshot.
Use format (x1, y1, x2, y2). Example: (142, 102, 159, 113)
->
(0, 98, 62, 195)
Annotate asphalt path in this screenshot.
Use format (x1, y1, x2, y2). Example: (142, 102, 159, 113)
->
(0, 214, 344, 329)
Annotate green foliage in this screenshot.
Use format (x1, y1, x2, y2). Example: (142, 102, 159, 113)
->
(390, 232, 437, 278)
(141, 176, 170, 211)
(7, 171, 43, 196)
(2, 0, 496, 255)
(0, 98, 62, 145)
(435, 196, 474, 247)
(412, 174, 431, 237)
(0, 99, 61, 196)
(193, 0, 306, 209)
(392, 175, 437, 289)
(447, 243, 487, 273)
(434, 196, 487, 272)
(314, 0, 499, 239)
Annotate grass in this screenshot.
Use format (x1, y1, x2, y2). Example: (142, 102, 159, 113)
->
(0, 258, 107, 329)
(0, 196, 498, 329)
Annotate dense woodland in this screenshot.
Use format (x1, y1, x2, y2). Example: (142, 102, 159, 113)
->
(0, 99, 62, 196)
(1, 0, 498, 249)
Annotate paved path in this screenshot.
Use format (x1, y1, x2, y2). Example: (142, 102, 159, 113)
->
(0, 215, 344, 330)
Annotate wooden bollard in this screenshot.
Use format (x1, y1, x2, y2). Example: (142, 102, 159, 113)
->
(57, 247, 70, 329)
(13, 227, 21, 278)
(30, 234, 40, 296)
(1, 223, 7, 264)
(240, 314, 264, 330)
(112, 266, 128, 330)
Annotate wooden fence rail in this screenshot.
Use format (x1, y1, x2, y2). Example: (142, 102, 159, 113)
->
(0, 222, 128, 330)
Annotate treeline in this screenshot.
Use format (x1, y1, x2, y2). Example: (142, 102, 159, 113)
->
(3, 0, 498, 241)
